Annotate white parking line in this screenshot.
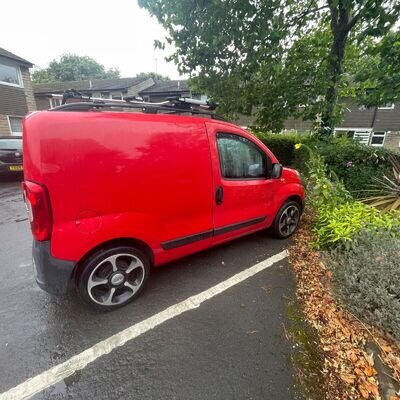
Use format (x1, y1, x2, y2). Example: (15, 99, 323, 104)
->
(0, 250, 288, 400)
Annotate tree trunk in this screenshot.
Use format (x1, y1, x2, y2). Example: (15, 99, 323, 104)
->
(320, 3, 350, 137)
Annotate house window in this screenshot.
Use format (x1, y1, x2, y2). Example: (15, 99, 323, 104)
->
(101, 92, 111, 99)
(378, 103, 394, 110)
(8, 116, 23, 136)
(49, 98, 62, 108)
(112, 93, 122, 100)
(0, 62, 22, 87)
(370, 131, 386, 147)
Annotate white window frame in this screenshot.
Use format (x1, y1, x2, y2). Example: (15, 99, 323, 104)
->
(0, 60, 23, 88)
(369, 131, 386, 147)
(49, 98, 62, 108)
(7, 116, 23, 136)
(334, 128, 373, 145)
(111, 92, 122, 100)
(378, 103, 394, 110)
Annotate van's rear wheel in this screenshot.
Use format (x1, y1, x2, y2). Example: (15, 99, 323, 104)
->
(273, 200, 301, 239)
(77, 246, 150, 311)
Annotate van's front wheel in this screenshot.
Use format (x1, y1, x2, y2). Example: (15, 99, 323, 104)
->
(77, 246, 150, 311)
(272, 200, 301, 239)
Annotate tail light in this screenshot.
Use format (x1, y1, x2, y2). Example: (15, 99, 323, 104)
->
(21, 181, 53, 241)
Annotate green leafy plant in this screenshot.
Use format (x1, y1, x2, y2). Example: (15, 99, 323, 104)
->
(316, 137, 398, 198)
(329, 229, 400, 340)
(314, 201, 400, 249)
(254, 132, 315, 166)
(304, 149, 352, 211)
(364, 156, 400, 212)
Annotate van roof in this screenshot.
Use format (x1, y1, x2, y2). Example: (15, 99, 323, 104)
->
(41, 109, 243, 131)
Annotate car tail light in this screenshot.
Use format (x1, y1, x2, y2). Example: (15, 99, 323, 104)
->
(21, 181, 53, 241)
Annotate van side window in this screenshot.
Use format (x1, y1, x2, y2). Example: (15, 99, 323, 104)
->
(216, 133, 268, 179)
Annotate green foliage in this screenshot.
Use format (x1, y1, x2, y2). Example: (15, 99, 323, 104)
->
(316, 137, 399, 198)
(365, 156, 400, 212)
(32, 54, 120, 83)
(254, 132, 315, 166)
(354, 31, 400, 106)
(329, 229, 400, 340)
(139, 0, 400, 133)
(301, 141, 400, 249)
(304, 151, 352, 211)
(136, 72, 170, 81)
(314, 201, 400, 249)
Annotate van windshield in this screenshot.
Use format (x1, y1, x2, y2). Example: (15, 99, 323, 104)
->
(0, 139, 22, 151)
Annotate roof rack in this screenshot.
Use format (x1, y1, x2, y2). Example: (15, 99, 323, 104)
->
(48, 90, 226, 121)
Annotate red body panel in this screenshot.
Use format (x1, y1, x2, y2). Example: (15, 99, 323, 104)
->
(23, 111, 304, 267)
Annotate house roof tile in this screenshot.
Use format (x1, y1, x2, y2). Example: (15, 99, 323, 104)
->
(34, 77, 149, 94)
(140, 80, 189, 94)
(0, 47, 33, 67)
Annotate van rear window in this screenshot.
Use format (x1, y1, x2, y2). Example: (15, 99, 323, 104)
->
(0, 139, 22, 151)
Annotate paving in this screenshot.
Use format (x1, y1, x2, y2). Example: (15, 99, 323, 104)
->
(0, 179, 300, 400)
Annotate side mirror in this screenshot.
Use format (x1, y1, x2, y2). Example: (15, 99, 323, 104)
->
(271, 163, 283, 179)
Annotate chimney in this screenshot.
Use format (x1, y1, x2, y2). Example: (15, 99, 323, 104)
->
(89, 80, 92, 89)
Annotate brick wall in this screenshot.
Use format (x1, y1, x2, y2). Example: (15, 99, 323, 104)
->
(0, 114, 11, 136)
(384, 131, 400, 152)
(21, 67, 36, 112)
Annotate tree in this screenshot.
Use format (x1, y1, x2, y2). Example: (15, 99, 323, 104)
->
(353, 31, 400, 107)
(32, 54, 120, 83)
(136, 72, 170, 81)
(139, 0, 400, 134)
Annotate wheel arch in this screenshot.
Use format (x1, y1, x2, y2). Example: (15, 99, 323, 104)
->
(71, 237, 154, 284)
(284, 195, 304, 213)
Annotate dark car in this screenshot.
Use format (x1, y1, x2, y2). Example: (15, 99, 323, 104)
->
(0, 136, 23, 176)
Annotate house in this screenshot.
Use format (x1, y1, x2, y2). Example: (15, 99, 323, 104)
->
(0, 47, 36, 136)
(239, 97, 400, 152)
(139, 80, 206, 103)
(34, 77, 155, 110)
(33, 78, 207, 110)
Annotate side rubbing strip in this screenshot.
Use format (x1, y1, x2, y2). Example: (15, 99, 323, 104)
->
(161, 216, 266, 250)
(214, 216, 266, 236)
(161, 230, 214, 250)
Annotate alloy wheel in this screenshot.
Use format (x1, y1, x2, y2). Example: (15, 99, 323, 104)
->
(278, 205, 300, 237)
(87, 253, 145, 306)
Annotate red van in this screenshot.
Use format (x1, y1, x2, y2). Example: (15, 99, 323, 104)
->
(22, 102, 304, 310)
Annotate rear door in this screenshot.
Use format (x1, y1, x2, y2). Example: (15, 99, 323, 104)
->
(206, 122, 276, 244)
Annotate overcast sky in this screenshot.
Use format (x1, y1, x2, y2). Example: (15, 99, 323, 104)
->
(0, 0, 184, 79)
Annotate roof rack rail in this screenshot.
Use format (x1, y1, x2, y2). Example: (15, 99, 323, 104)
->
(47, 90, 225, 120)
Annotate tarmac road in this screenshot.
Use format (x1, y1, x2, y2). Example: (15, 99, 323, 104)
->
(0, 179, 300, 400)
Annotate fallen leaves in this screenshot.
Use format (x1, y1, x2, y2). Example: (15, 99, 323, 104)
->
(288, 211, 400, 399)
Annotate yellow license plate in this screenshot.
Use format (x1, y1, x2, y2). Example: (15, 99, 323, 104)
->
(8, 165, 23, 171)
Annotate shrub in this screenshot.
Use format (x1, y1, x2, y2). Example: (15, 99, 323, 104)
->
(314, 201, 400, 249)
(254, 131, 315, 166)
(329, 229, 400, 340)
(302, 147, 352, 210)
(292, 143, 314, 175)
(364, 156, 400, 212)
(316, 137, 399, 198)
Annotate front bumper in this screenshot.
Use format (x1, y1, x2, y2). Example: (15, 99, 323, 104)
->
(32, 240, 76, 296)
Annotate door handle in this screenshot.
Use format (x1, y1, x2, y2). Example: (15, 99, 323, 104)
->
(215, 186, 224, 205)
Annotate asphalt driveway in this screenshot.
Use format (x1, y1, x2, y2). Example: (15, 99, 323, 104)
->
(0, 180, 299, 400)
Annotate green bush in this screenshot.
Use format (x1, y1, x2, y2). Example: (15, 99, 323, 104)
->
(314, 201, 400, 249)
(292, 143, 314, 175)
(254, 132, 314, 166)
(316, 137, 399, 198)
(329, 229, 400, 340)
(303, 149, 352, 210)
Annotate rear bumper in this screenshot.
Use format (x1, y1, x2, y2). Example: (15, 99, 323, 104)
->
(32, 240, 75, 296)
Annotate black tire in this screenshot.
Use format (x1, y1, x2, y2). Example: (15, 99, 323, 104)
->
(272, 200, 301, 239)
(77, 245, 150, 311)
